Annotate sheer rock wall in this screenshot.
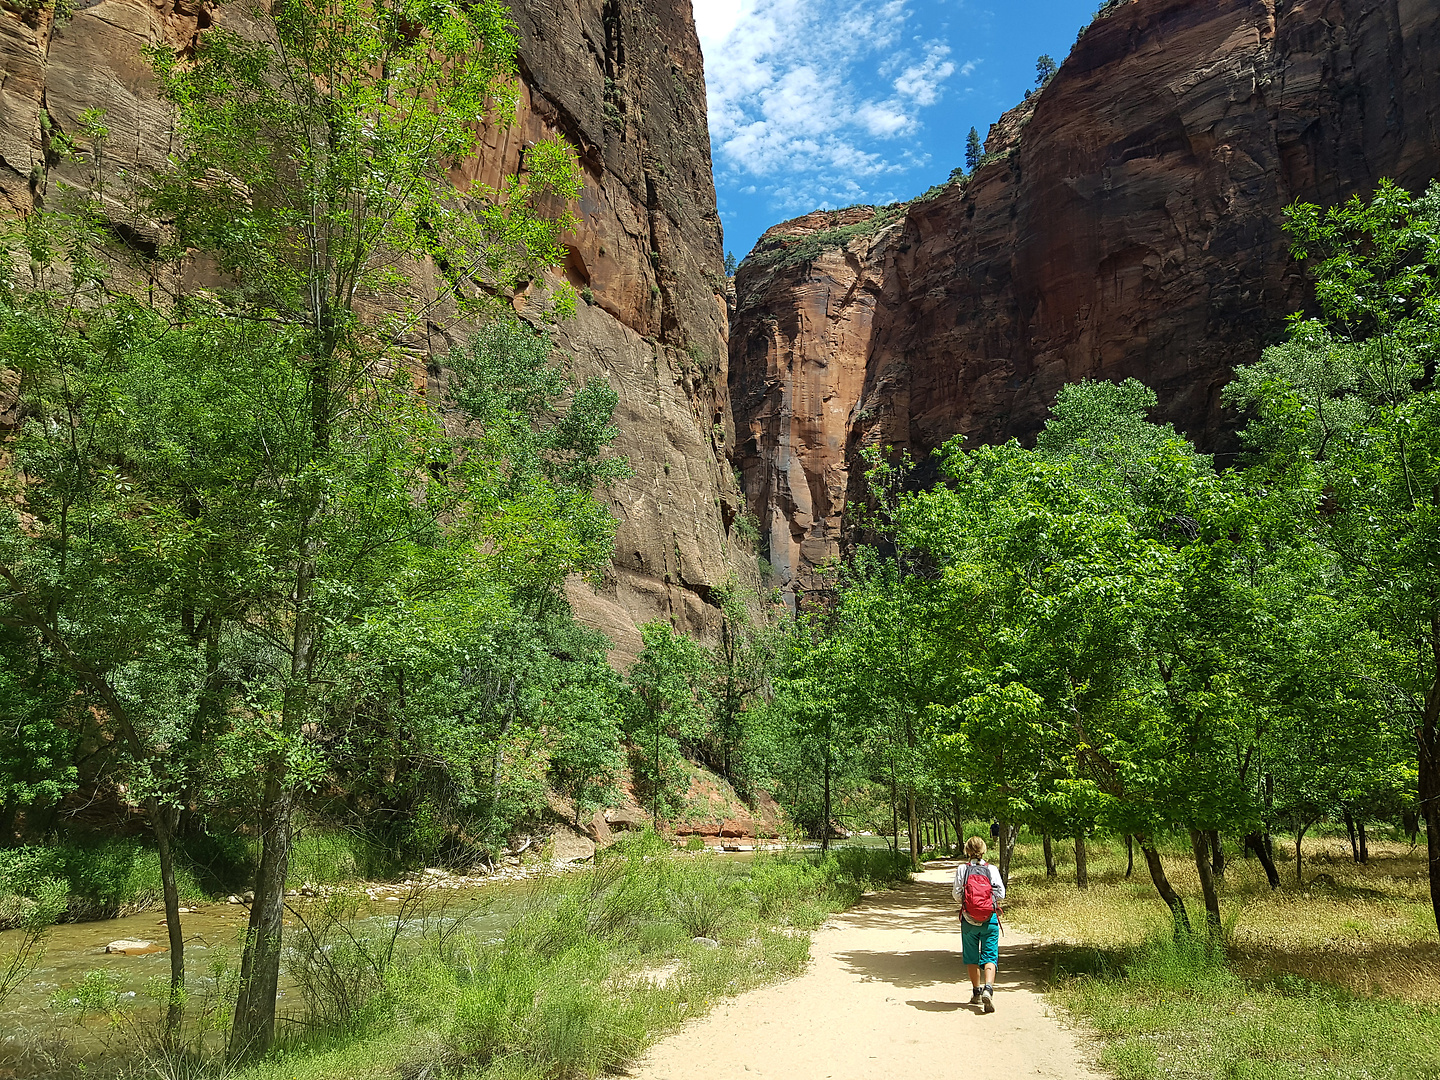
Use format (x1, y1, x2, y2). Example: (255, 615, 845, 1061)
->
(730, 0, 1440, 604)
(0, 0, 752, 660)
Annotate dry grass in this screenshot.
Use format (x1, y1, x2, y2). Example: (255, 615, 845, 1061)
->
(1004, 832, 1439, 1002)
(1004, 831, 1440, 1080)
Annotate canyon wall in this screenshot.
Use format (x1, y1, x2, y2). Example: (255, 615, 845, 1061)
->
(0, 0, 752, 658)
(732, 0, 1440, 603)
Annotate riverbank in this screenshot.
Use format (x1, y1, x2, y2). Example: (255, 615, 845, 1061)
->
(0, 836, 912, 1079)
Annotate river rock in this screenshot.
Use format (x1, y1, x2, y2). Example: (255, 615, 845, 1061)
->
(605, 808, 649, 831)
(105, 939, 165, 955)
(550, 826, 596, 864)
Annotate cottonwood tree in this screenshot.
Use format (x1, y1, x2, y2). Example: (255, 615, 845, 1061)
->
(1226, 179, 1440, 934)
(624, 623, 712, 824)
(0, 0, 600, 1060)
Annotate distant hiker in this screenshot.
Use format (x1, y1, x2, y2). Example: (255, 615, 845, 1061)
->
(954, 835, 1005, 1013)
(989, 821, 1000, 841)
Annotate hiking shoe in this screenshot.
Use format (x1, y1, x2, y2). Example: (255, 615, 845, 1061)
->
(981, 986, 995, 1013)
(969, 987, 984, 1006)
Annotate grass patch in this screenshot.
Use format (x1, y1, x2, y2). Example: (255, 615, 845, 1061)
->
(1052, 934, 1440, 1080)
(1002, 831, 1440, 1080)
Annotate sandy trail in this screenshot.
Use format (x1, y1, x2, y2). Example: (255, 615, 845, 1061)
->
(630, 862, 1101, 1080)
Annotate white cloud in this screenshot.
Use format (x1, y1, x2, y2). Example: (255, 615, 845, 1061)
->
(697, 0, 958, 217)
(894, 44, 956, 106)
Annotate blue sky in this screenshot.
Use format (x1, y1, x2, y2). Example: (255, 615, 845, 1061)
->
(693, 0, 1104, 260)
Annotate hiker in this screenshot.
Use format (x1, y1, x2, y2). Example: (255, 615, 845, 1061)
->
(954, 835, 1005, 1013)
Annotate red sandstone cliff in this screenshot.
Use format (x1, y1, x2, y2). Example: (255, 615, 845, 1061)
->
(0, 0, 753, 658)
(731, 0, 1440, 603)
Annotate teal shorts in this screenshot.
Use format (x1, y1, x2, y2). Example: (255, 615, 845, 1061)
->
(961, 915, 1000, 966)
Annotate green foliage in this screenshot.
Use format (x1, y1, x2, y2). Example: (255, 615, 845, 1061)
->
(625, 623, 712, 821)
(965, 127, 983, 172)
(732, 512, 762, 548)
(0, 837, 218, 922)
(0, 637, 79, 826)
(1036, 54, 1058, 86)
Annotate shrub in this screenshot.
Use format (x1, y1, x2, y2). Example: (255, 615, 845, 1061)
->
(0, 838, 210, 922)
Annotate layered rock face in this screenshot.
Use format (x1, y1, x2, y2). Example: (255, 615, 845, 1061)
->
(0, 0, 751, 659)
(730, 207, 906, 597)
(732, 0, 1440, 603)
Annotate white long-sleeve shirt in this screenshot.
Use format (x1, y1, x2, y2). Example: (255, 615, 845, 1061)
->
(953, 859, 1005, 923)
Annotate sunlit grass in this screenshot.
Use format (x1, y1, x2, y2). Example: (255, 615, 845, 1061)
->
(1005, 832, 1439, 1000)
(1002, 829, 1440, 1080)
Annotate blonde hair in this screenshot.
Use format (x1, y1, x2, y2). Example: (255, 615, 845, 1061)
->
(965, 836, 987, 859)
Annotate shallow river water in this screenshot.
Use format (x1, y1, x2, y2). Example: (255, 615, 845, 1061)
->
(0, 883, 529, 1048)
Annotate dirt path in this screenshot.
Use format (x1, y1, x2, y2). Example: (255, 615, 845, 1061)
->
(630, 861, 1102, 1080)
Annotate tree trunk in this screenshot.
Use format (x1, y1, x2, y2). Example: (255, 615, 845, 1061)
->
(1208, 829, 1225, 878)
(890, 766, 899, 855)
(1294, 820, 1311, 886)
(820, 738, 832, 855)
(1125, 834, 1135, 878)
(148, 800, 186, 1041)
(1074, 833, 1088, 889)
(653, 709, 663, 827)
(997, 821, 1018, 885)
(952, 796, 964, 852)
(1244, 832, 1281, 889)
(1358, 820, 1369, 864)
(907, 790, 919, 871)
(1139, 836, 1190, 933)
(1418, 693, 1440, 934)
(1043, 832, 1057, 878)
(1190, 828, 1222, 937)
(1344, 810, 1360, 863)
(229, 759, 295, 1060)
(1263, 773, 1275, 859)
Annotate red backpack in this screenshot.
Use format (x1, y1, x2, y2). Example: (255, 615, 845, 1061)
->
(962, 862, 1000, 923)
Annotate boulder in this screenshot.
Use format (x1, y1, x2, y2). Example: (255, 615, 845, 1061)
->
(550, 826, 596, 863)
(589, 810, 614, 847)
(105, 939, 165, 955)
(605, 807, 649, 831)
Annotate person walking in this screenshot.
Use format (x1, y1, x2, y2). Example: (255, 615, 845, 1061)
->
(954, 835, 1004, 1013)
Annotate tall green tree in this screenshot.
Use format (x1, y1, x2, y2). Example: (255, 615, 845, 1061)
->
(965, 127, 983, 173)
(142, 0, 591, 1055)
(1226, 178, 1440, 934)
(624, 623, 712, 824)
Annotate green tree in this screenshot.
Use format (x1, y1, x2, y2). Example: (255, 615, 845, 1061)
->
(624, 623, 712, 824)
(1036, 54, 1058, 86)
(1225, 179, 1440, 934)
(140, 0, 590, 1056)
(965, 127, 983, 172)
